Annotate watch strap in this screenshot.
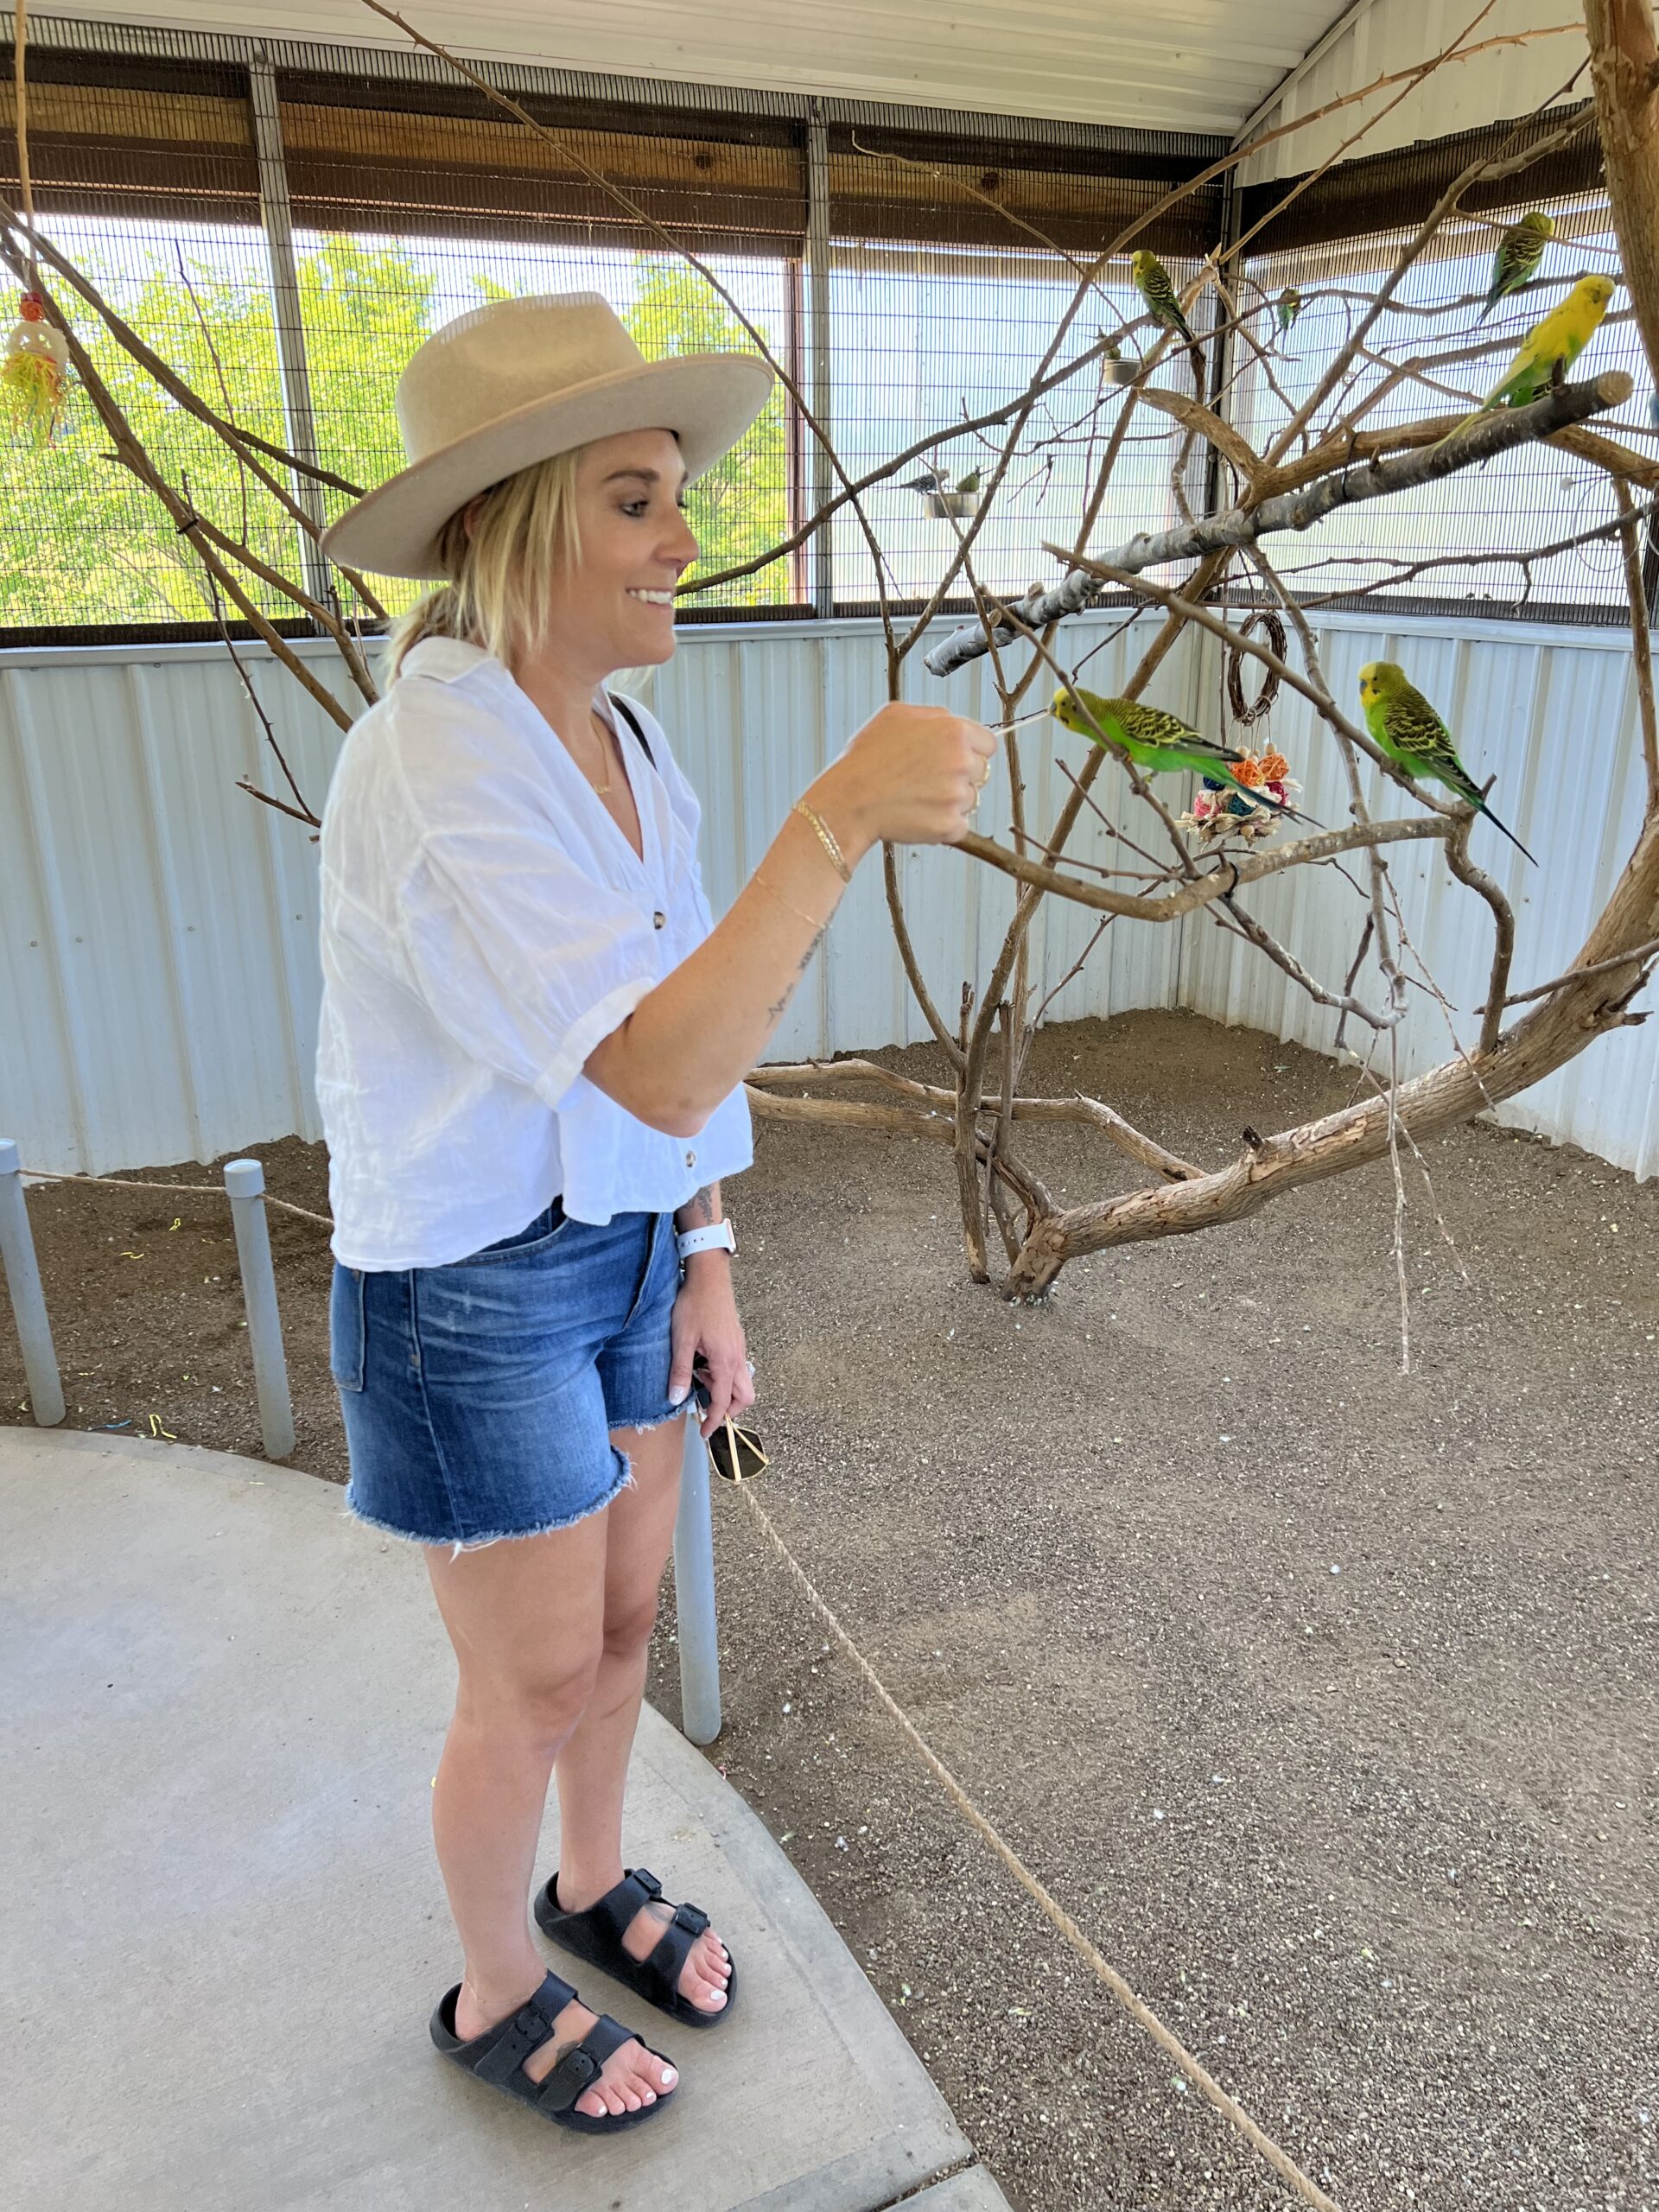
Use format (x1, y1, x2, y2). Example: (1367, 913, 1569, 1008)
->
(677, 1220, 736, 1260)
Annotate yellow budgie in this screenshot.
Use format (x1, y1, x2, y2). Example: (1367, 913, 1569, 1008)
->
(1437, 274, 1617, 447)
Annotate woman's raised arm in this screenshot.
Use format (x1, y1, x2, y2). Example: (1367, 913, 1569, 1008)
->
(584, 701, 993, 1135)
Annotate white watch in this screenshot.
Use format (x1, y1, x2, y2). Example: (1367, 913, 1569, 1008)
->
(677, 1219, 737, 1262)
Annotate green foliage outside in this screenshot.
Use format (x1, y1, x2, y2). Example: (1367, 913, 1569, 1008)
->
(0, 231, 791, 628)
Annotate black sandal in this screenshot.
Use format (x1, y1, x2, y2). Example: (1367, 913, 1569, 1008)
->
(535, 1866, 736, 2030)
(429, 1966, 676, 2133)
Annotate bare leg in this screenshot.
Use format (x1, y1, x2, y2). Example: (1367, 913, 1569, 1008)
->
(550, 1418, 731, 2015)
(425, 1519, 679, 2118)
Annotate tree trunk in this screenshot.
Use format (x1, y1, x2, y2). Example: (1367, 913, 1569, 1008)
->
(1006, 817, 1659, 1295)
(1585, 0, 1659, 388)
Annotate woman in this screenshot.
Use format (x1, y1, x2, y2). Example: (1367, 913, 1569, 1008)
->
(315, 291, 993, 2137)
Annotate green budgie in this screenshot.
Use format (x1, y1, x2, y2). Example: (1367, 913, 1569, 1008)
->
(1478, 210, 1554, 323)
(1051, 687, 1296, 817)
(1131, 249, 1197, 346)
(1357, 661, 1535, 862)
(1276, 286, 1301, 336)
(1130, 248, 1205, 391)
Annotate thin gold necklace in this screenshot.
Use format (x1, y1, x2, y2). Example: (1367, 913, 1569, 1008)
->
(587, 709, 614, 798)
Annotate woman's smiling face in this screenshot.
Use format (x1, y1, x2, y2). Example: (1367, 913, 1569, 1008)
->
(545, 427, 700, 676)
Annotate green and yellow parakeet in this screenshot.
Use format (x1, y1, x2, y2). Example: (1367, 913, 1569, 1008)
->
(1131, 249, 1197, 346)
(1478, 209, 1554, 323)
(1276, 286, 1301, 336)
(1438, 273, 1618, 446)
(1052, 687, 1295, 817)
(1357, 661, 1535, 862)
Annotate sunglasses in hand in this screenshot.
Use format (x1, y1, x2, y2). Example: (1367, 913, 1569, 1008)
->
(690, 1360, 769, 1484)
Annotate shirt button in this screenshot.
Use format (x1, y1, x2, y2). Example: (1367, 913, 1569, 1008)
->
(685, 1148, 696, 1168)
(652, 911, 666, 930)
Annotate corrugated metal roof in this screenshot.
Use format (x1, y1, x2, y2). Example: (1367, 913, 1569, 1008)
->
(1239, 0, 1587, 186)
(44, 0, 1357, 136)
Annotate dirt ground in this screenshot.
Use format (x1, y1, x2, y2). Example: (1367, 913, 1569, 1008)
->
(6, 1009, 1656, 2211)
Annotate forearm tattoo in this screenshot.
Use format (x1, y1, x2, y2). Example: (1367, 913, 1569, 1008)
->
(680, 1184, 717, 1229)
(766, 927, 827, 1021)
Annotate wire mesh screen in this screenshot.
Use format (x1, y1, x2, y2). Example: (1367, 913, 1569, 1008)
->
(279, 67, 806, 620)
(1, 35, 1648, 641)
(0, 56, 303, 633)
(824, 134, 1219, 613)
(1233, 190, 1650, 622)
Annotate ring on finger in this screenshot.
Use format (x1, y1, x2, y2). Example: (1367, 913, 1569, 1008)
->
(975, 760, 992, 787)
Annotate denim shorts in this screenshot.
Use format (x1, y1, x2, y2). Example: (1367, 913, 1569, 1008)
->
(329, 1201, 683, 1551)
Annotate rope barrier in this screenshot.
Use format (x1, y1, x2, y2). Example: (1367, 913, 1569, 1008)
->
(20, 1153, 1335, 2207)
(734, 1480, 1345, 2212)
(20, 1167, 334, 1230)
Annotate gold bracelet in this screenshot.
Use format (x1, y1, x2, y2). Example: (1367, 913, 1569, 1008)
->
(792, 798, 852, 883)
(754, 869, 829, 933)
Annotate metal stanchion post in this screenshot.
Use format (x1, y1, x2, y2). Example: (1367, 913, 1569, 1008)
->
(0, 1139, 65, 1427)
(672, 1413, 722, 1745)
(223, 1157, 296, 1460)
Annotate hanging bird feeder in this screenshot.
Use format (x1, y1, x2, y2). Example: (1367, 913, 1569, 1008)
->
(3, 290, 70, 445)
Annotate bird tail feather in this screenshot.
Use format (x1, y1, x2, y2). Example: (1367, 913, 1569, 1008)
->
(1478, 800, 1536, 865)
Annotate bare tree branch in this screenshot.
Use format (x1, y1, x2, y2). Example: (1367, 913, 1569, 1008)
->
(925, 374, 1634, 676)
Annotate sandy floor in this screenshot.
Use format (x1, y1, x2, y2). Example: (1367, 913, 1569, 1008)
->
(5, 1009, 1656, 2210)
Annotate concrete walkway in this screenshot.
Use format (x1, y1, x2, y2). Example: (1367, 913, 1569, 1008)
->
(3, 1426, 1012, 2212)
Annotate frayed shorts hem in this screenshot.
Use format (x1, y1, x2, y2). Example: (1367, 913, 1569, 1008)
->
(340, 1402, 690, 1556)
(610, 1399, 692, 1436)
(342, 1459, 633, 1557)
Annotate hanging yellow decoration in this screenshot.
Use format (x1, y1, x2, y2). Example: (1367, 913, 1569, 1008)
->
(3, 291, 69, 442)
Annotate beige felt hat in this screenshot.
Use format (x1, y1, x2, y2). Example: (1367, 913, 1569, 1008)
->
(320, 289, 774, 581)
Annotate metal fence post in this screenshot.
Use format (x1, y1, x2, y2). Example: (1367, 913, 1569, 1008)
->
(247, 50, 333, 613)
(0, 1140, 65, 1427)
(804, 100, 834, 621)
(672, 1414, 722, 1745)
(223, 1157, 296, 1460)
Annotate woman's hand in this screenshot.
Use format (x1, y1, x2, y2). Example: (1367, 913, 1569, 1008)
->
(811, 702, 995, 852)
(668, 1259, 754, 1439)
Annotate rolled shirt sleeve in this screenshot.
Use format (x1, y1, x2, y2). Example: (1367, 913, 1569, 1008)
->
(401, 826, 659, 1112)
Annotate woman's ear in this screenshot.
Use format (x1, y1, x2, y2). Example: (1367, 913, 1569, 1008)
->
(460, 494, 487, 543)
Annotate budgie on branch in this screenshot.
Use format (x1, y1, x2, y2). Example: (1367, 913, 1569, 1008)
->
(1131, 248, 1205, 389)
(1438, 273, 1617, 446)
(1052, 687, 1296, 817)
(1132, 251, 1195, 345)
(1276, 286, 1301, 337)
(1357, 662, 1535, 862)
(1478, 210, 1554, 322)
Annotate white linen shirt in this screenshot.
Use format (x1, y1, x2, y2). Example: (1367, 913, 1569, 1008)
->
(315, 636, 752, 1270)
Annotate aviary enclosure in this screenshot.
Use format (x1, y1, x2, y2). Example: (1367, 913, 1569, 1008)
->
(8, 0, 1659, 1346)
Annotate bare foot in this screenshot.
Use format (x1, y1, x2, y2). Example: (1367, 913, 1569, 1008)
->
(454, 1976, 677, 2120)
(556, 1872, 732, 2018)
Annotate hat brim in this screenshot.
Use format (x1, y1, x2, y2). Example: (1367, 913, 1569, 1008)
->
(319, 351, 775, 582)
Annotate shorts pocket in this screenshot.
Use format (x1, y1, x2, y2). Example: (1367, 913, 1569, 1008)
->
(329, 1263, 366, 1393)
(454, 1198, 572, 1266)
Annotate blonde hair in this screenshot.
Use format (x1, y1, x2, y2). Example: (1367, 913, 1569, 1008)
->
(384, 448, 584, 682)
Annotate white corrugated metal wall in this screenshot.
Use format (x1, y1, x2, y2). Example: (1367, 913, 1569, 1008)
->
(1179, 611, 1659, 1181)
(7, 609, 1656, 1181)
(1, 610, 1198, 1175)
